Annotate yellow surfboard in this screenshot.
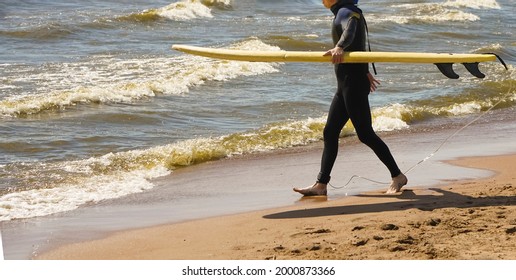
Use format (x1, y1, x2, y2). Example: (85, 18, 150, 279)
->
(172, 44, 506, 79)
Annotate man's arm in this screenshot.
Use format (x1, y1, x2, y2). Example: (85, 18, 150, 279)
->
(335, 11, 360, 49)
(324, 11, 361, 64)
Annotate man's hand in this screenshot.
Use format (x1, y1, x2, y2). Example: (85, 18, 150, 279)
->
(367, 72, 380, 93)
(324, 46, 344, 64)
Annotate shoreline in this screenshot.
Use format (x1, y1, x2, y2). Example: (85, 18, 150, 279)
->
(2, 107, 515, 260)
(37, 153, 516, 260)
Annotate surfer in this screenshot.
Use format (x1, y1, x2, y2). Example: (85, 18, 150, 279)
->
(294, 0, 407, 196)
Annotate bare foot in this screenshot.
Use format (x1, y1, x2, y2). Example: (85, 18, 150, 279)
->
(293, 183, 327, 196)
(386, 173, 408, 194)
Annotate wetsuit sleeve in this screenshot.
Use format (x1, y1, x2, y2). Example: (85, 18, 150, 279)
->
(335, 12, 360, 49)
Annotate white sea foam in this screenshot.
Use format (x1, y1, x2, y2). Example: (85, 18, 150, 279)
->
(153, 0, 232, 20)
(200, 0, 232, 9)
(372, 104, 410, 131)
(373, 2, 482, 24)
(156, 1, 213, 20)
(444, 0, 501, 9)
(0, 116, 325, 221)
(0, 39, 280, 116)
(0, 166, 169, 221)
(446, 101, 484, 115)
(473, 43, 504, 53)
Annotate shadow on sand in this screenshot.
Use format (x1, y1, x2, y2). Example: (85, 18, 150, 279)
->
(264, 188, 516, 219)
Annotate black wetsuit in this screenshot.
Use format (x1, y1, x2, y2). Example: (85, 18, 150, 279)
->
(317, 1, 401, 184)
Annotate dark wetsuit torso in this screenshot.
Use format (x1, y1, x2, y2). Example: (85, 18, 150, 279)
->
(331, 2, 369, 76)
(317, 1, 401, 184)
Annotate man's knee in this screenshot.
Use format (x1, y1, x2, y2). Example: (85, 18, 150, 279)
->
(356, 129, 377, 145)
(323, 126, 341, 142)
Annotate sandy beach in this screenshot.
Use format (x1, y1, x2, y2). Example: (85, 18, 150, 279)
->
(37, 152, 516, 260)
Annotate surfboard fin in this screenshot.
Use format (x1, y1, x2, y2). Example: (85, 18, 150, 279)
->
(463, 63, 485, 79)
(435, 54, 507, 79)
(435, 63, 459, 79)
(436, 63, 490, 79)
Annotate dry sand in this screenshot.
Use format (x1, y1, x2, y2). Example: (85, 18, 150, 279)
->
(38, 153, 516, 260)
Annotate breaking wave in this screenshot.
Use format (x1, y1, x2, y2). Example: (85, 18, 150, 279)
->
(0, 39, 279, 117)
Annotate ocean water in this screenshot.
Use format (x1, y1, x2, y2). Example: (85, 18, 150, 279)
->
(0, 0, 515, 222)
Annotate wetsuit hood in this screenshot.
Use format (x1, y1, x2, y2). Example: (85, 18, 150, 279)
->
(331, 0, 359, 15)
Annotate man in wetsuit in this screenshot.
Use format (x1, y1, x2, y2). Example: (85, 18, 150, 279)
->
(294, 0, 407, 196)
